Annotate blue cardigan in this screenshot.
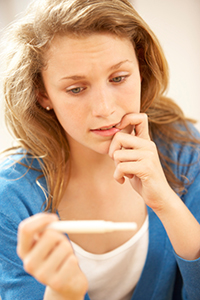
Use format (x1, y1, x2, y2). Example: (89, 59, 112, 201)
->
(0, 126, 200, 300)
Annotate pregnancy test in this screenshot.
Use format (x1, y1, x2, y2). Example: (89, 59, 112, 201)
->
(47, 220, 137, 234)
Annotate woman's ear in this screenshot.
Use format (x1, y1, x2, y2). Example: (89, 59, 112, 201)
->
(36, 90, 53, 111)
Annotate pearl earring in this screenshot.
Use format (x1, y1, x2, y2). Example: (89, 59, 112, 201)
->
(46, 106, 51, 111)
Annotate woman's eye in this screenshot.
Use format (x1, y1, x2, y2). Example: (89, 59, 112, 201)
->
(111, 76, 126, 83)
(113, 76, 123, 82)
(67, 87, 84, 94)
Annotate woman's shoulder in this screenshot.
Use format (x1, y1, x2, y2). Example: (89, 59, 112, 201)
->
(174, 122, 200, 162)
(0, 149, 42, 177)
(156, 122, 200, 163)
(0, 149, 47, 224)
(156, 122, 200, 187)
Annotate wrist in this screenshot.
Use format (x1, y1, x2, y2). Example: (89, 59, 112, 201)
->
(152, 190, 200, 260)
(44, 287, 85, 300)
(149, 186, 178, 216)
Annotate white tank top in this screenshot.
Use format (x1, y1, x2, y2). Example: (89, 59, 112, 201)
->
(71, 216, 149, 300)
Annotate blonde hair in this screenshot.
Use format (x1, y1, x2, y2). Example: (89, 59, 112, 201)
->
(2, 0, 199, 211)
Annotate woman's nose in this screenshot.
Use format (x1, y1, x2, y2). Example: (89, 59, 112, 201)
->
(91, 88, 115, 118)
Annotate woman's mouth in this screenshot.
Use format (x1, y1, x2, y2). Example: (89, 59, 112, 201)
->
(91, 124, 120, 137)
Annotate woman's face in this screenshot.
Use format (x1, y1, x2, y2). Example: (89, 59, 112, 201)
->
(40, 33, 141, 155)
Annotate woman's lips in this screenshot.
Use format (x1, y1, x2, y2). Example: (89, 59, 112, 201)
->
(91, 123, 120, 136)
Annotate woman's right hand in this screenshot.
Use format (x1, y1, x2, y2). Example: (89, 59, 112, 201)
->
(17, 213, 88, 300)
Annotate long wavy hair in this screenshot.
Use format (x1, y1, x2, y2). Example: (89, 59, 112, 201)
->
(2, 0, 199, 211)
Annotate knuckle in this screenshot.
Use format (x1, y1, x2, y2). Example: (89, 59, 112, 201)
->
(35, 269, 48, 284)
(65, 241, 74, 254)
(141, 113, 148, 121)
(114, 131, 123, 141)
(117, 162, 125, 173)
(147, 142, 157, 159)
(149, 140, 156, 149)
(23, 257, 35, 274)
(16, 244, 24, 259)
(49, 275, 63, 292)
(18, 220, 31, 236)
(45, 229, 65, 243)
(147, 149, 155, 159)
(66, 253, 79, 268)
(113, 150, 120, 161)
(16, 244, 23, 258)
(44, 229, 57, 241)
(59, 239, 74, 255)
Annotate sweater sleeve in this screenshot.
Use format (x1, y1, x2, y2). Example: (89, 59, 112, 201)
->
(0, 212, 46, 300)
(173, 125, 200, 300)
(175, 254, 200, 300)
(175, 171, 200, 300)
(0, 157, 47, 300)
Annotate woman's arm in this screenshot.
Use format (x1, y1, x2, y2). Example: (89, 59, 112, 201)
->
(109, 113, 200, 260)
(153, 189, 200, 260)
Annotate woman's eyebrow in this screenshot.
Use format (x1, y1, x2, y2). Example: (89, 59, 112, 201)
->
(59, 75, 86, 81)
(109, 59, 133, 71)
(59, 59, 133, 82)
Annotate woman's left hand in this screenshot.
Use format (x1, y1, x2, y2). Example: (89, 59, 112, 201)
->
(109, 113, 200, 260)
(109, 113, 173, 212)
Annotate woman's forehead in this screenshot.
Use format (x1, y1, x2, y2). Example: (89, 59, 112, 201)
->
(45, 33, 135, 60)
(42, 33, 137, 75)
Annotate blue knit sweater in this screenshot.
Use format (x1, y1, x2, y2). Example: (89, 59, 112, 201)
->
(0, 126, 200, 300)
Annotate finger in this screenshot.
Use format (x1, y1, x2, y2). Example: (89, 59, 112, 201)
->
(109, 132, 150, 158)
(23, 228, 68, 275)
(33, 239, 74, 285)
(116, 113, 149, 139)
(52, 254, 88, 296)
(113, 161, 147, 184)
(113, 149, 143, 163)
(17, 213, 58, 259)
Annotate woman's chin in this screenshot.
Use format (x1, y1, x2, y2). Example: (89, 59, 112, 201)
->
(93, 140, 112, 156)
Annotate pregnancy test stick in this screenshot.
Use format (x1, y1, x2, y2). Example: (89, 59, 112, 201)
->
(47, 220, 137, 234)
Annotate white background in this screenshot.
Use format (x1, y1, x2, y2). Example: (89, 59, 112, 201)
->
(134, 0, 200, 130)
(0, 0, 199, 152)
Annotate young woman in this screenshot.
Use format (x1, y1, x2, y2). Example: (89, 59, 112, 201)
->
(0, 0, 200, 299)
